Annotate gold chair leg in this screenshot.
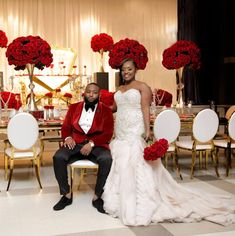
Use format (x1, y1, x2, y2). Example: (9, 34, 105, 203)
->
(174, 152, 183, 180)
(226, 145, 231, 177)
(34, 158, 42, 189)
(70, 166, 74, 200)
(191, 151, 196, 179)
(77, 169, 85, 190)
(199, 151, 203, 169)
(4, 155, 9, 180)
(40, 140, 45, 166)
(163, 154, 167, 168)
(205, 151, 208, 169)
(6, 159, 14, 191)
(212, 150, 220, 177)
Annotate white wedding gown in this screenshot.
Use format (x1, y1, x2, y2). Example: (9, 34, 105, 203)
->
(102, 88, 235, 226)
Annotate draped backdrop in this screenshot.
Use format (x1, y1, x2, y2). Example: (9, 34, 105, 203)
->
(0, 0, 177, 99)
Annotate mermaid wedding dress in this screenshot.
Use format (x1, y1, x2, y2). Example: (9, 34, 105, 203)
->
(102, 88, 235, 226)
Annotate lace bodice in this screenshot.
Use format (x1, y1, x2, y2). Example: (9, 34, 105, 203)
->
(114, 89, 144, 140)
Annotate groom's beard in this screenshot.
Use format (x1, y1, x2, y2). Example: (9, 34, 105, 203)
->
(84, 96, 99, 106)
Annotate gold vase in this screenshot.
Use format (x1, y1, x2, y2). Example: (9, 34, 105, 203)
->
(99, 49, 105, 72)
(26, 63, 38, 111)
(176, 67, 185, 108)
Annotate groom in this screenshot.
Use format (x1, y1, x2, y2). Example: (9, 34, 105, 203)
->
(53, 83, 114, 213)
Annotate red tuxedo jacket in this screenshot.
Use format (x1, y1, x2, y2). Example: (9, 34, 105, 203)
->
(61, 101, 114, 149)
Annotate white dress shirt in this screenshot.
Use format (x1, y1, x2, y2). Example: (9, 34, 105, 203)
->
(78, 104, 97, 134)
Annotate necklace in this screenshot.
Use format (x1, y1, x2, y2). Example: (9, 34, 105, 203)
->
(0, 92, 12, 109)
(155, 89, 165, 105)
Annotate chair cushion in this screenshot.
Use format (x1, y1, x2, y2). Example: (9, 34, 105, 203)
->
(70, 160, 98, 168)
(167, 144, 175, 152)
(214, 140, 235, 148)
(5, 146, 41, 159)
(176, 140, 212, 150)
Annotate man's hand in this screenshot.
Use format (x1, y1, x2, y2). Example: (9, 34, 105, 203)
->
(80, 143, 93, 156)
(64, 137, 76, 149)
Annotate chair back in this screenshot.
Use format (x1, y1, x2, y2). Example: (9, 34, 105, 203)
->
(193, 109, 218, 143)
(7, 112, 39, 150)
(153, 109, 181, 143)
(225, 105, 235, 120)
(228, 112, 235, 140)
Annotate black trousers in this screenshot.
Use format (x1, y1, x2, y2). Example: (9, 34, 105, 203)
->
(53, 143, 112, 197)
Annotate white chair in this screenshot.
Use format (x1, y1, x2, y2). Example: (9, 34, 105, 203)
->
(70, 160, 98, 199)
(153, 109, 182, 179)
(5, 112, 42, 191)
(176, 109, 219, 179)
(214, 112, 235, 176)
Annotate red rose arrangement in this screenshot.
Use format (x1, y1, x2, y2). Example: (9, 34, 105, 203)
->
(152, 89, 172, 106)
(63, 93, 72, 98)
(6, 35, 53, 70)
(44, 92, 53, 98)
(108, 38, 148, 70)
(162, 40, 200, 70)
(0, 91, 22, 110)
(91, 33, 114, 53)
(0, 30, 8, 48)
(144, 138, 168, 161)
(55, 88, 61, 93)
(99, 89, 114, 107)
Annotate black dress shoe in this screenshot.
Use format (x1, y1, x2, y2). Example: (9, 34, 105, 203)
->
(92, 198, 105, 213)
(53, 196, 72, 211)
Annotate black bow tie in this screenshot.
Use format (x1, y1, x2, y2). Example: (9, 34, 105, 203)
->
(85, 104, 96, 111)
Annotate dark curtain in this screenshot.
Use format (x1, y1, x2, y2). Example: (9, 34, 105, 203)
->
(178, 0, 235, 105)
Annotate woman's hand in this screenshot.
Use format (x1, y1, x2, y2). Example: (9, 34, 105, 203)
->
(144, 129, 152, 142)
(64, 137, 76, 149)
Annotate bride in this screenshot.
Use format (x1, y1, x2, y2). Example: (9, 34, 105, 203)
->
(102, 58, 235, 226)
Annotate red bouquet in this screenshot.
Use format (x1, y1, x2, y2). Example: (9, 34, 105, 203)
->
(100, 89, 114, 107)
(63, 92, 72, 98)
(6, 35, 53, 70)
(108, 38, 148, 70)
(44, 92, 53, 98)
(0, 30, 8, 48)
(162, 40, 200, 70)
(91, 33, 114, 53)
(144, 138, 168, 161)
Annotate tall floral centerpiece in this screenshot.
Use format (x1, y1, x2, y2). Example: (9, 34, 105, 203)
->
(0, 30, 8, 89)
(108, 38, 148, 70)
(162, 40, 200, 107)
(91, 33, 114, 72)
(0, 30, 8, 49)
(6, 35, 53, 111)
(0, 30, 8, 121)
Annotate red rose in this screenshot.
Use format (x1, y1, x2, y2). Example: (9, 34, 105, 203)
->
(99, 89, 114, 107)
(144, 139, 168, 161)
(0, 30, 8, 48)
(91, 33, 114, 53)
(6, 35, 53, 70)
(108, 38, 148, 70)
(162, 40, 200, 70)
(45, 92, 53, 98)
(63, 93, 72, 98)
